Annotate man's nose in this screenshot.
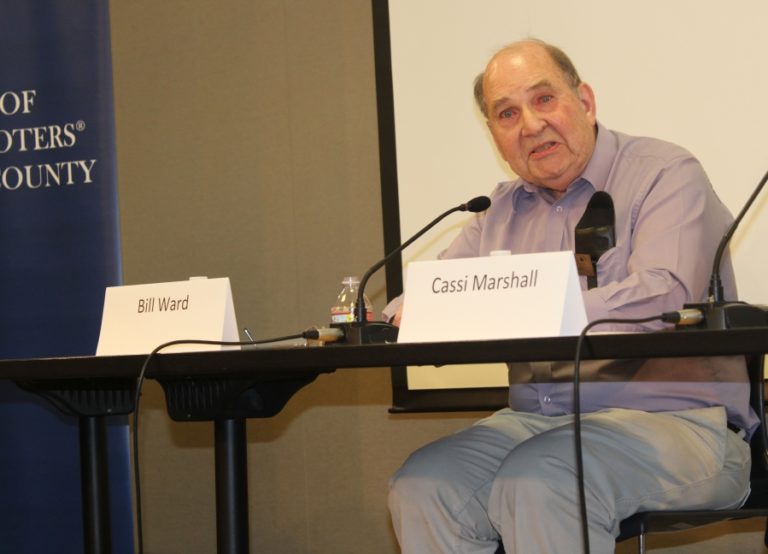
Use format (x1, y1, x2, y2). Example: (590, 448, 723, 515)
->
(520, 107, 546, 136)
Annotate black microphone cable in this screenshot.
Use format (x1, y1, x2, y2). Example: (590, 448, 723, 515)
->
(572, 313, 669, 554)
(131, 327, 338, 554)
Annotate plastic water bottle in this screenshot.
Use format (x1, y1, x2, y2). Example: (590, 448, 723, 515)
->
(331, 276, 372, 323)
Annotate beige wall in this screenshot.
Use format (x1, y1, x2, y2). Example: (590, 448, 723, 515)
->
(109, 1, 765, 552)
(110, 1, 488, 552)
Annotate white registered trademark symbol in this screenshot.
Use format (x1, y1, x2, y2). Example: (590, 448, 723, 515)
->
(76, 120, 86, 131)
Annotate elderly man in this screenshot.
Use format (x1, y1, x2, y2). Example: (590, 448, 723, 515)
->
(386, 39, 755, 553)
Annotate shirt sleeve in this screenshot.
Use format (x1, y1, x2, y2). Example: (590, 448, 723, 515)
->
(381, 294, 403, 322)
(583, 156, 733, 330)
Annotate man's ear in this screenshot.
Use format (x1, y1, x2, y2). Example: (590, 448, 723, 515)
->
(577, 82, 597, 123)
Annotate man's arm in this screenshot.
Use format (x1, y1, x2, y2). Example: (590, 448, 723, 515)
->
(584, 157, 734, 330)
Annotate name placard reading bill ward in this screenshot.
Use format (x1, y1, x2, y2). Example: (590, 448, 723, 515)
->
(96, 277, 239, 355)
(397, 251, 587, 343)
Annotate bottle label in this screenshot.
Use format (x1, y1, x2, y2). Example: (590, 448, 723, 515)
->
(331, 312, 353, 323)
(330, 311, 373, 323)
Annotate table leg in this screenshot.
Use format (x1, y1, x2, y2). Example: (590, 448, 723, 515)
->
(215, 418, 250, 554)
(79, 415, 111, 554)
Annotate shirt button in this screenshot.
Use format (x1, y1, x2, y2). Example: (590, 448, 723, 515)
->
(543, 395, 552, 404)
(555, 206, 564, 214)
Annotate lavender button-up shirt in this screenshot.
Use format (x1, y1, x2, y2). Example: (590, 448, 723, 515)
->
(388, 123, 757, 435)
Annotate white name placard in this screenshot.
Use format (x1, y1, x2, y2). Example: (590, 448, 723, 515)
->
(397, 251, 587, 343)
(96, 277, 239, 355)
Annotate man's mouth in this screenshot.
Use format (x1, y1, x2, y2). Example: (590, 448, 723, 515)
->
(530, 141, 558, 158)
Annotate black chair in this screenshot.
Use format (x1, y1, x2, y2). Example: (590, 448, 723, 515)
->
(496, 354, 768, 554)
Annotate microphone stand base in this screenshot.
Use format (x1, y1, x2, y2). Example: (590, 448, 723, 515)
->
(679, 302, 768, 330)
(331, 321, 399, 345)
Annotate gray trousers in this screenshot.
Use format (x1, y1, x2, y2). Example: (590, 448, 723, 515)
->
(388, 407, 751, 553)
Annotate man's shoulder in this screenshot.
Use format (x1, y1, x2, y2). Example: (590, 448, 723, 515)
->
(600, 127, 711, 201)
(610, 127, 697, 164)
(487, 179, 522, 200)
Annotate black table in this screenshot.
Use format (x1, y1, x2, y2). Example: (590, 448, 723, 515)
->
(3, 327, 768, 554)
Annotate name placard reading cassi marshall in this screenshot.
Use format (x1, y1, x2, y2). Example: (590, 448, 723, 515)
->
(431, 268, 539, 294)
(397, 251, 586, 343)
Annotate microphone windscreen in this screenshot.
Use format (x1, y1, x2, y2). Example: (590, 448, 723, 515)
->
(575, 191, 615, 257)
(463, 196, 491, 213)
(577, 191, 613, 227)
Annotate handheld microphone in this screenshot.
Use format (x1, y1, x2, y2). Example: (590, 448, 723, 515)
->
(678, 167, 768, 329)
(337, 195, 491, 344)
(574, 191, 615, 289)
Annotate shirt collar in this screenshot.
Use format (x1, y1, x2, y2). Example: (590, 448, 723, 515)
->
(580, 122, 616, 192)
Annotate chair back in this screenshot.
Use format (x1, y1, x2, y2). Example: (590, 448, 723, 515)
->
(743, 353, 768, 507)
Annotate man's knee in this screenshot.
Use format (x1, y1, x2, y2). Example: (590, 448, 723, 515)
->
(389, 435, 501, 543)
(389, 442, 447, 516)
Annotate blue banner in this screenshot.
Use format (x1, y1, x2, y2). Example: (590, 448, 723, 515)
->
(0, 2, 133, 553)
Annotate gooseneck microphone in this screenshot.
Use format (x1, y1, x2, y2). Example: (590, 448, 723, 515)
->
(675, 167, 768, 329)
(355, 195, 491, 322)
(709, 168, 768, 303)
(338, 195, 491, 344)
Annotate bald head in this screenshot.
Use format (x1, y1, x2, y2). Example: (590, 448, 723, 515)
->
(474, 39, 582, 118)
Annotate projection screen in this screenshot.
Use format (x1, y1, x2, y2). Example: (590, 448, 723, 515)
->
(373, 0, 768, 411)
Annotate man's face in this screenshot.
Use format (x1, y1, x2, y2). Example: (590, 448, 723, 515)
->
(482, 45, 597, 195)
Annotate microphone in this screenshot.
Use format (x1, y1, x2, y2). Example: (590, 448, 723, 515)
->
(678, 168, 768, 330)
(460, 196, 492, 213)
(574, 191, 615, 289)
(336, 195, 492, 344)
